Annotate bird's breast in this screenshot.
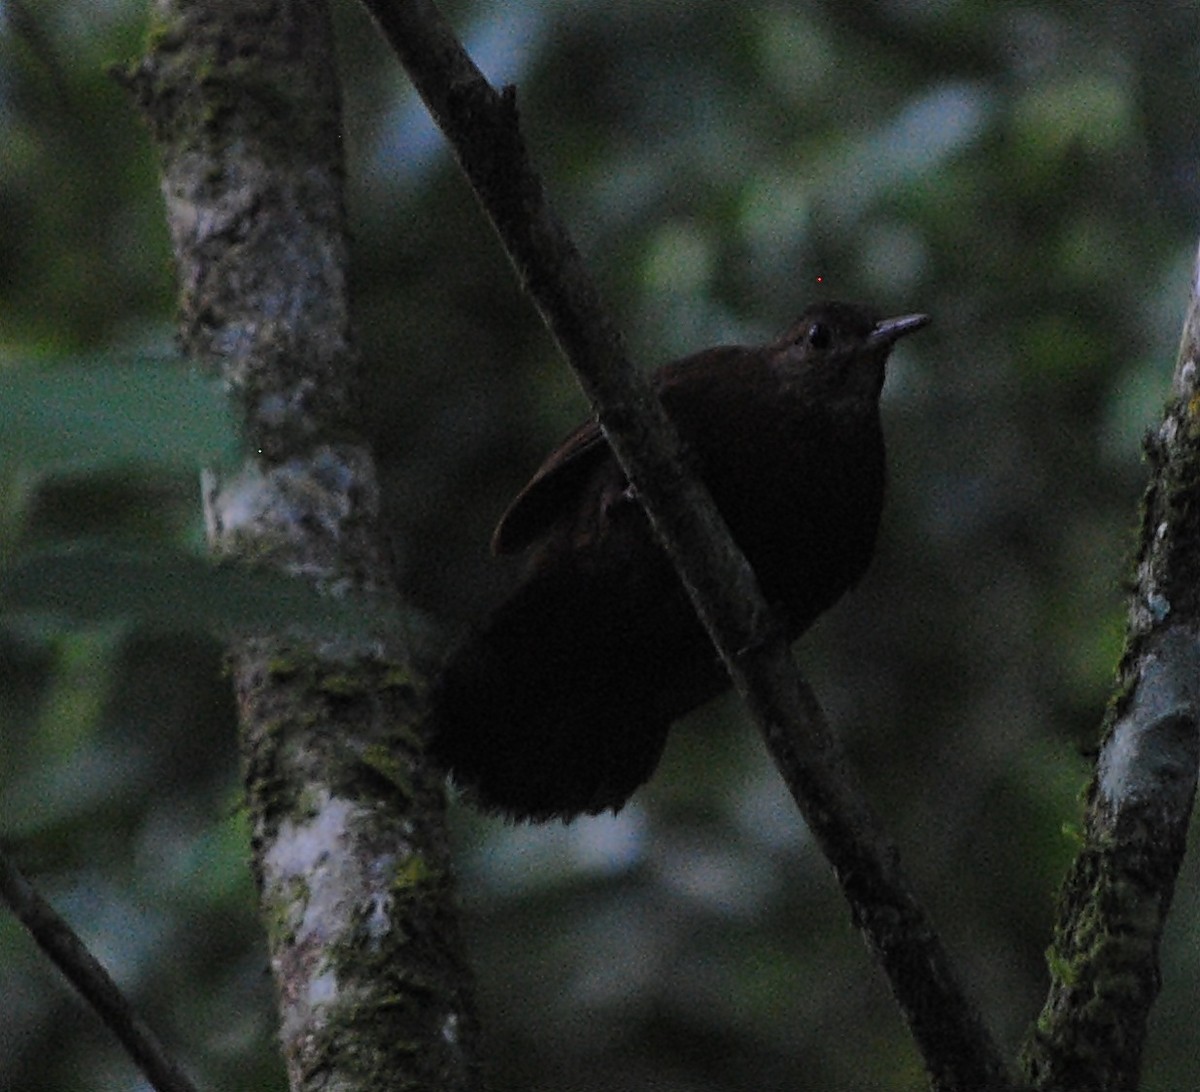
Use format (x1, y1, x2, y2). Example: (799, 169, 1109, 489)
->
(694, 405, 886, 630)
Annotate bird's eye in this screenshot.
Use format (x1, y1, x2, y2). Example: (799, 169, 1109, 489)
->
(804, 322, 832, 350)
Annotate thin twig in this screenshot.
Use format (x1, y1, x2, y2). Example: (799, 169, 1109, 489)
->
(0, 847, 203, 1092)
(360, 2, 1015, 1088)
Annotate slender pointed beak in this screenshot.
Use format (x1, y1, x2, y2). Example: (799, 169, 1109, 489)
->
(868, 313, 931, 349)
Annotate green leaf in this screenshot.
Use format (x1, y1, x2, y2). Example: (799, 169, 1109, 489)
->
(0, 355, 240, 474)
(0, 541, 406, 640)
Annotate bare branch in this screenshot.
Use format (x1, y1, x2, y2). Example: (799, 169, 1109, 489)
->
(360, 2, 1015, 1088)
(0, 848, 202, 1092)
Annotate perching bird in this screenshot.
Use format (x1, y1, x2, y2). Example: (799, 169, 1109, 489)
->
(429, 301, 929, 820)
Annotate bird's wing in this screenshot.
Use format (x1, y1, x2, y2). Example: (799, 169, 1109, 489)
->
(490, 418, 613, 555)
(490, 346, 746, 556)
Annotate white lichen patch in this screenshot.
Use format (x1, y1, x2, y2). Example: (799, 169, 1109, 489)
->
(265, 793, 358, 940)
(1098, 633, 1200, 812)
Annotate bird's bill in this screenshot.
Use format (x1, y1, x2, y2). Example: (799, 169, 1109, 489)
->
(868, 313, 931, 348)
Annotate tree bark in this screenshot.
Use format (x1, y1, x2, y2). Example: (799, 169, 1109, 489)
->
(123, 2, 481, 1089)
(1021, 249, 1200, 1091)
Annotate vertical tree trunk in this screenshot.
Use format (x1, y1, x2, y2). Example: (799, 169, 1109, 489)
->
(1021, 255, 1200, 1091)
(124, 2, 481, 1088)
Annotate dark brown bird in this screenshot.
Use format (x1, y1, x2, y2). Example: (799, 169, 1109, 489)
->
(429, 301, 929, 821)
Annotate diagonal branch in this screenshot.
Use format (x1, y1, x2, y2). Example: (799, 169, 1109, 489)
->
(0, 847, 202, 1092)
(360, 2, 1015, 1088)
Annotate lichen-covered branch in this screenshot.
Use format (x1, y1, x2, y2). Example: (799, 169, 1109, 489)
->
(122, 1, 480, 1089)
(359, 2, 1013, 1088)
(1021, 246, 1200, 1091)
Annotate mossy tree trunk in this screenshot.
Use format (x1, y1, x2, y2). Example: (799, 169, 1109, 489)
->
(124, 2, 481, 1089)
(1020, 261, 1200, 1091)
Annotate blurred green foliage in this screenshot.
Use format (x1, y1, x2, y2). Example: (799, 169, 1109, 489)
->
(3, 1, 1200, 1090)
(0, 358, 237, 475)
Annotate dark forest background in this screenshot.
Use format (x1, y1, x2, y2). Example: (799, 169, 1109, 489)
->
(3, 2, 1200, 1089)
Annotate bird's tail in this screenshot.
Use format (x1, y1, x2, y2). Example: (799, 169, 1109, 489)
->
(426, 564, 678, 821)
